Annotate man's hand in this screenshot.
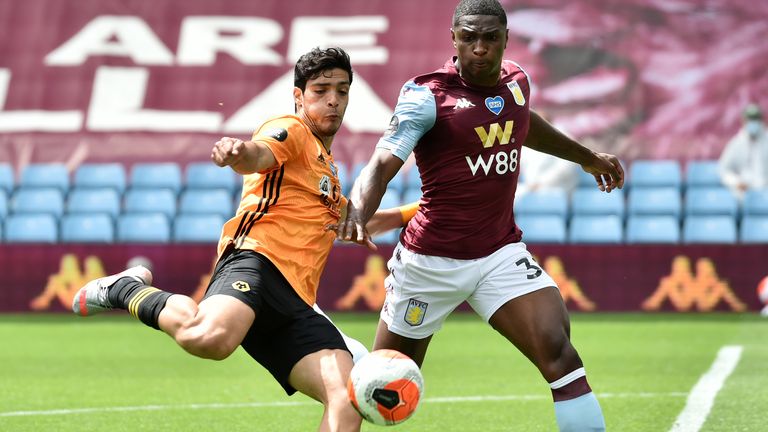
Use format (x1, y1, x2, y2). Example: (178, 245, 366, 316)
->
(211, 137, 247, 168)
(334, 202, 377, 251)
(582, 152, 625, 192)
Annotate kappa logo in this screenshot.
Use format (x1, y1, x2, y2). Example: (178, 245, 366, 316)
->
(454, 98, 475, 110)
(404, 298, 428, 326)
(232, 281, 250, 292)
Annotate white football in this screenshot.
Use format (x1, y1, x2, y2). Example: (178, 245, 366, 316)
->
(347, 349, 424, 426)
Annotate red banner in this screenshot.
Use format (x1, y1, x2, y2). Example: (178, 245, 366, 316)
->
(1, 0, 767, 169)
(3, 244, 765, 313)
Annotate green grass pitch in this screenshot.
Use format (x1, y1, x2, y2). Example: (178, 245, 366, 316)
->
(1, 313, 767, 431)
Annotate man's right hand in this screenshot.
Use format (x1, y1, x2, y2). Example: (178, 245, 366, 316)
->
(211, 137, 247, 168)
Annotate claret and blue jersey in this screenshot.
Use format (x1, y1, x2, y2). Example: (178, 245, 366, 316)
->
(377, 57, 532, 259)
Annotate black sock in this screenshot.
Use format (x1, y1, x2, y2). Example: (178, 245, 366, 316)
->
(108, 277, 173, 330)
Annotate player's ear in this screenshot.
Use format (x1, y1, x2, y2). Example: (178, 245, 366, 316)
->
(293, 87, 303, 112)
(450, 28, 457, 48)
(504, 29, 509, 49)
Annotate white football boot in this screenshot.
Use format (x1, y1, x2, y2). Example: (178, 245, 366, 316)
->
(72, 266, 153, 317)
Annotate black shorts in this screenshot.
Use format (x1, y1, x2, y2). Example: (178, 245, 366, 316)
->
(203, 248, 350, 395)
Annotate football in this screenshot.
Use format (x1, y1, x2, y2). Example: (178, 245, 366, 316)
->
(347, 349, 424, 426)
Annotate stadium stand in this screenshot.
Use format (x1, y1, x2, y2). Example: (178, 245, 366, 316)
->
(4, 214, 58, 243)
(571, 188, 625, 218)
(173, 214, 225, 243)
(379, 188, 402, 211)
(74, 163, 127, 193)
(740, 216, 768, 243)
(179, 189, 234, 219)
(569, 215, 623, 244)
(684, 187, 738, 217)
(124, 189, 177, 219)
(67, 188, 121, 219)
(685, 160, 722, 188)
(185, 162, 238, 193)
(117, 213, 171, 243)
(682, 215, 737, 244)
(515, 189, 568, 217)
(60, 214, 114, 243)
(625, 215, 681, 244)
(372, 229, 400, 245)
(515, 215, 567, 244)
(402, 166, 422, 192)
(629, 160, 682, 189)
(129, 163, 182, 193)
(402, 187, 422, 206)
(11, 188, 65, 218)
(0, 163, 13, 194)
(743, 189, 768, 215)
(20, 163, 69, 193)
(627, 187, 681, 218)
(334, 161, 349, 195)
(0, 190, 7, 219)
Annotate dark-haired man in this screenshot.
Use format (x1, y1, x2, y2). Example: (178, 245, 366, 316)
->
(73, 47, 364, 431)
(337, 0, 621, 430)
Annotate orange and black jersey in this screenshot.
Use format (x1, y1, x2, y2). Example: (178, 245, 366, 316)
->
(217, 115, 346, 305)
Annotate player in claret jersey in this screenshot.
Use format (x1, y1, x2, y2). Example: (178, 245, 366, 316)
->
(337, 1, 624, 430)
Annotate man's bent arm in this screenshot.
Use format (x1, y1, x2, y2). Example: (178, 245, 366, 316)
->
(524, 110, 597, 166)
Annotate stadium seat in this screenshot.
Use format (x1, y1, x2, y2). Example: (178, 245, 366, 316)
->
(402, 166, 422, 191)
(626, 215, 680, 244)
(173, 214, 224, 243)
(11, 188, 64, 217)
(0, 190, 7, 219)
(379, 188, 402, 210)
(20, 163, 69, 192)
(571, 188, 625, 218)
(627, 187, 681, 218)
(629, 160, 682, 189)
(74, 163, 127, 193)
(4, 214, 58, 243)
(124, 189, 177, 219)
(390, 170, 407, 194)
(179, 189, 234, 219)
(129, 163, 182, 193)
(515, 189, 568, 217)
(61, 214, 114, 243)
(577, 170, 596, 188)
(0, 163, 13, 194)
(569, 215, 623, 243)
(682, 215, 737, 244)
(117, 214, 171, 243)
(372, 229, 400, 245)
(684, 187, 738, 217)
(185, 162, 237, 193)
(516, 215, 566, 244)
(334, 161, 349, 195)
(740, 216, 768, 243)
(402, 187, 422, 206)
(743, 189, 768, 215)
(685, 160, 722, 188)
(67, 188, 121, 219)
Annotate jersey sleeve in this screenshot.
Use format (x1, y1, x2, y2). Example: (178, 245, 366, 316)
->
(376, 80, 437, 162)
(252, 117, 305, 171)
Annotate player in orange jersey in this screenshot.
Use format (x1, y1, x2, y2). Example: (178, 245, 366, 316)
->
(72, 47, 370, 432)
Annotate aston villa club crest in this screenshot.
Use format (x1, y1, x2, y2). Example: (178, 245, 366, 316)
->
(404, 298, 428, 326)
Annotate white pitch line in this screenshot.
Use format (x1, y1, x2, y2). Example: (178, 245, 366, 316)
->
(0, 392, 686, 418)
(669, 345, 743, 432)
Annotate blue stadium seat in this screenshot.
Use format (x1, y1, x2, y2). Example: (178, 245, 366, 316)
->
(179, 189, 234, 219)
(334, 161, 350, 195)
(577, 170, 596, 188)
(74, 163, 127, 193)
(0, 163, 13, 194)
(402, 166, 422, 191)
(117, 214, 170, 243)
(740, 216, 768, 243)
(20, 163, 69, 192)
(372, 229, 400, 245)
(185, 162, 237, 193)
(173, 214, 224, 243)
(0, 190, 7, 219)
(130, 163, 182, 193)
(390, 170, 407, 194)
(571, 188, 625, 218)
(515, 189, 568, 217)
(12, 188, 64, 217)
(626, 215, 680, 244)
(379, 188, 402, 210)
(685, 160, 721, 188)
(683, 215, 737, 244)
(67, 188, 121, 218)
(685, 187, 738, 217)
(629, 160, 682, 189)
(569, 215, 623, 243)
(4, 214, 58, 243)
(627, 187, 681, 218)
(516, 215, 567, 244)
(743, 189, 768, 216)
(402, 187, 422, 206)
(124, 189, 177, 219)
(61, 214, 114, 243)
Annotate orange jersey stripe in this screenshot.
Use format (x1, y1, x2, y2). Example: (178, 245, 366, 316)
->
(217, 115, 347, 305)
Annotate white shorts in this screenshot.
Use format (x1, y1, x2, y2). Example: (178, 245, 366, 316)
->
(381, 241, 558, 339)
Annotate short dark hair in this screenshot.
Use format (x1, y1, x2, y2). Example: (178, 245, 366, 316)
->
(293, 47, 353, 91)
(453, 0, 507, 26)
